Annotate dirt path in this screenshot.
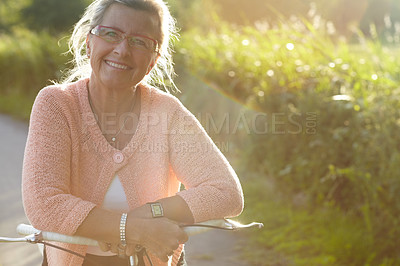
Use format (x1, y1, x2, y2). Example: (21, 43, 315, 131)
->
(0, 114, 41, 266)
(0, 114, 249, 266)
(185, 229, 248, 265)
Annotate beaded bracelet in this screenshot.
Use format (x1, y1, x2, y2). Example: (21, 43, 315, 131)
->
(120, 213, 128, 248)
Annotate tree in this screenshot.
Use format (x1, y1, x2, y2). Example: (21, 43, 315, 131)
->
(22, 0, 86, 33)
(0, 0, 30, 32)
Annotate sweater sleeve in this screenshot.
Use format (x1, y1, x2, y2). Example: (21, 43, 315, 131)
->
(169, 100, 244, 223)
(22, 88, 96, 235)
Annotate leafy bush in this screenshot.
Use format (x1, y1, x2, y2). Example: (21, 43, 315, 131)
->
(0, 28, 71, 117)
(176, 14, 400, 265)
(21, 0, 86, 33)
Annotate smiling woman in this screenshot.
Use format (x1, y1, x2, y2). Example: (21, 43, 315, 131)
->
(21, 1, 244, 266)
(64, 0, 176, 90)
(87, 4, 160, 101)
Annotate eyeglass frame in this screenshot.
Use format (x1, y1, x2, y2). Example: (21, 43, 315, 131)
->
(90, 25, 160, 54)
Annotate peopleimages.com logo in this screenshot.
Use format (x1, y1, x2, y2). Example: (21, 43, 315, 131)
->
(80, 111, 318, 154)
(195, 111, 318, 135)
(82, 111, 318, 136)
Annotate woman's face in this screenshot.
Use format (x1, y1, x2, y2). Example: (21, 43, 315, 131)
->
(87, 3, 160, 90)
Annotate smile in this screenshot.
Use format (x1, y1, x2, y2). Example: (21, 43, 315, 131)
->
(105, 60, 129, 70)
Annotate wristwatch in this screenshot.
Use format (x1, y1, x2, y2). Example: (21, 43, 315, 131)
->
(148, 202, 164, 218)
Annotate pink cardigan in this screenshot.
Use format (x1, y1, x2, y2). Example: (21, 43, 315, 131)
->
(22, 78, 244, 266)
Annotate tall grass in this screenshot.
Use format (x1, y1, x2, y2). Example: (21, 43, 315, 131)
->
(176, 14, 400, 265)
(0, 28, 70, 119)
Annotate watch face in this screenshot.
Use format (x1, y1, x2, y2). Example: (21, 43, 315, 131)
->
(151, 203, 163, 217)
(153, 205, 162, 216)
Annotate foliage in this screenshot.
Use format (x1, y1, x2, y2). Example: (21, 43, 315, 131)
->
(0, 0, 89, 33)
(0, 28, 71, 118)
(239, 173, 400, 266)
(168, 0, 217, 31)
(21, 0, 87, 33)
(0, 90, 36, 121)
(0, 0, 30, 32)
(210, 0, 400, 38)
(176, 13, 400, 265)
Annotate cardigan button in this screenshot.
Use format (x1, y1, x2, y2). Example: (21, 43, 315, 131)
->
(113, 152, 124, 163)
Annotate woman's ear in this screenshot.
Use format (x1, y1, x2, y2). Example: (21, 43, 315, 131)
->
(86, 35, 91, 58)
(146, 54, 160, 75)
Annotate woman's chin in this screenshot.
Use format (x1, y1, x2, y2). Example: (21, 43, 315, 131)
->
(96, 74, 138, 90)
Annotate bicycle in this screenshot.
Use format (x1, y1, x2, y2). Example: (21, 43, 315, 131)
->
(0, 219, 263, 266)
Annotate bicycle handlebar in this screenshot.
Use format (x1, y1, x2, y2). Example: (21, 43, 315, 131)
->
(16, 224, 98, 246)
(0, 219, 263, 266)
(14, 219, 263, 246)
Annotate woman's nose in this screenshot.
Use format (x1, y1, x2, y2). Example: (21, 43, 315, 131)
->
(113, 38, 131, 56)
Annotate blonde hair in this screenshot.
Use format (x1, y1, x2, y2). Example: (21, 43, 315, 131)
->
(62, 0, 178, 92)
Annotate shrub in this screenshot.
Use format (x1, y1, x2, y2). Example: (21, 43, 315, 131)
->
(176, 14, 400, 264)
(0, 28, 71, 118)
(0, 28, 71, 94)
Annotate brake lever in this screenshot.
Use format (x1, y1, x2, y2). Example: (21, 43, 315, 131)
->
(181, 218, 264, 231)
(224, 219, 264, 230)
(0, 232, 42, 244)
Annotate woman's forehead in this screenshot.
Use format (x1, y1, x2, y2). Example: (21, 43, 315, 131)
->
(101, 3, 160, 37)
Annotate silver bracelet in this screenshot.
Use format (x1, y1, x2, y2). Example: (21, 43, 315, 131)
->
(120, 213, 128, 247)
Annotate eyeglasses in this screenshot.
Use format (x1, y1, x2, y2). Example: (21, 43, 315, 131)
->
(90, 25, 159, 53)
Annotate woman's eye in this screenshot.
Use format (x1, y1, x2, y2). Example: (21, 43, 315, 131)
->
(105, 31, 118, 37)
(130, 38, 147, 47)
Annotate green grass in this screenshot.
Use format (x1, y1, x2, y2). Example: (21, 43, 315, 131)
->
(239, 173, 399, 266)
(0, 91, 35, 121)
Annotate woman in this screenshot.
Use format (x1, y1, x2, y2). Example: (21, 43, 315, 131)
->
(22, 0, 244, 265)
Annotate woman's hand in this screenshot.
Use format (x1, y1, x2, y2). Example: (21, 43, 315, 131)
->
(98, 241, 138, 257)
(127, 217, 188, 262)
(129, 204, 153, 219)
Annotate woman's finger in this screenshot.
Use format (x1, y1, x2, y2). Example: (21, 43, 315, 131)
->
(117, 244, 126, 258)
(98, 241, 111, 252)
(167, 250, 174, 257)
(125, 244, 136, 257)
(178, 230, 189, 243)
(161, 247, 174, 261)
(159, 254, 169, 262)
(110, 243, 119, 254)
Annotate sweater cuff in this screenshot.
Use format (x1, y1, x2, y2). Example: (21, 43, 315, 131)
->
(176, 189, 218, 223)
(60, 201, 97, 235)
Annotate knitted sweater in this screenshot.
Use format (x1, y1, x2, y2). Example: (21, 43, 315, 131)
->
(22, 78, 244, 266)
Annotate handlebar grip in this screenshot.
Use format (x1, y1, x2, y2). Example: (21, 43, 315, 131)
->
(182, 219, 228, 236)
(17, 224, 98, 246)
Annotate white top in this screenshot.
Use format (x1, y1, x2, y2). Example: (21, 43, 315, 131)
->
(86, 175, 129, 256)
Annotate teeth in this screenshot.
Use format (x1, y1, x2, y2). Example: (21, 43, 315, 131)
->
(106, 61, 129, 70)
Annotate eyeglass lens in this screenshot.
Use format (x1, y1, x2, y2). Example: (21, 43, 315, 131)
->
(94, 26, 156, 52)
